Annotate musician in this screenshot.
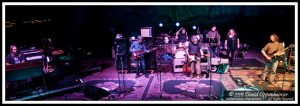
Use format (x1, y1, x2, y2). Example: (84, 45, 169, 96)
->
(175, 27, 188, 47)
(224, 29, 240, 63)
(6, 45, 25, 65)
(186, 35, 204, 79)
(130, 36, 149, 78)
(5, 45, 27, 96)
(259, 34, 284, 85)
(206, 26, 221, 58)
(115, 33, 123, 39)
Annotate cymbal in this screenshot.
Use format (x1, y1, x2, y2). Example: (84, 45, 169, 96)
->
(159, 33, 168, 35)
(155, 37, 164, 39)
(159, 33, 170, 37)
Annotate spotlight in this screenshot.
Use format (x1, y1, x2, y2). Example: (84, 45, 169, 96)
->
(159, 23, 163, 27)
(192, 25, 197, 30)
(175, 22, 180, 27)
(131, 36, 135, 40)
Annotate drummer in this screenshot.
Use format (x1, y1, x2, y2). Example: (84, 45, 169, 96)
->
(175, 27, 189, 48)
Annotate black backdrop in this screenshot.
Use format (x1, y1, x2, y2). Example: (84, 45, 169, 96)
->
(5, 5, 295, 58)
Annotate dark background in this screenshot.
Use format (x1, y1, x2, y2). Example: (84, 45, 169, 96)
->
(5, 5, 295, 58)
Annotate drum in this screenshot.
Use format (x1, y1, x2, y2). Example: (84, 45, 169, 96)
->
(201, 43, 209, 49)
(163, 44, 172, 54)
(178, 42, 183, 48)
(174, 48, 187, 59)
(160, 52, 173, 61)
(178, 41, 189, 48)
(184, 41, 189, 48)
(164, 37, 169, 44)
(171, 44, 177, 54)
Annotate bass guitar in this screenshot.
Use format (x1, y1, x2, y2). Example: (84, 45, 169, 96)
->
(264, 44, 294, 63)
(187, 54, 210, 62)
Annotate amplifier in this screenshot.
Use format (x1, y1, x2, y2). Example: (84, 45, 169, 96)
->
(211, 58, 229, 65)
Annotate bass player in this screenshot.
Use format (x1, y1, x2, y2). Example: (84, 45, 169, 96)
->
(130, 36, 149, 78)
(186, 35, 204, 79)
(259, 34, 284, 85)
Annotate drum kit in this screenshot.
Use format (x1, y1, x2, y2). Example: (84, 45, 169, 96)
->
(155, 33, 190, 61)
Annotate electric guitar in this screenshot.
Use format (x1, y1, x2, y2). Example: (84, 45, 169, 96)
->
(187, 54, 210, 62)
(131, 47, 158, 60)
(264, 44, 294, 63)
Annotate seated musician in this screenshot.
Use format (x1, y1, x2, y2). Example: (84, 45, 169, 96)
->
(6, 45, 25, 65)
(5, 45, 27, 98)
(186, 35, 204, 79)
(130, 36, 149, 78)
(175, 27, 189, 48)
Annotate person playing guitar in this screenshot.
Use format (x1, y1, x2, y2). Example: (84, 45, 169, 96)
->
(130, 36, 149, 78)
(185, 35, 204, 79)
(259, 34, 285, 85)
(206, 26, 221, 58)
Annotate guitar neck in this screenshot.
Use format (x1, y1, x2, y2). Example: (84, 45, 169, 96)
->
(269, 44, 294, 57)
(278, 45, 293, 53)
(136, 47, 157, 55)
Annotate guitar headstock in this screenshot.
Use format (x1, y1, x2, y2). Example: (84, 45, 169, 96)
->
(287, 44, 295, 49)
(151, 47, 158, 50)
(146, 47, 158, 53)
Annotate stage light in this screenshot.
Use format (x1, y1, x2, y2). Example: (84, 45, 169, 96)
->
(192, 25, 197, 30)
(131, 36, 136, 40)
(159, 23, 163, 27)
(175, 22, 180, 27)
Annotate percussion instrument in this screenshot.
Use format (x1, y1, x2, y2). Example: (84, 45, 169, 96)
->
(159, 52, 173, 61)
(164, 36, 169, 44)
(174, 48, 187, 59)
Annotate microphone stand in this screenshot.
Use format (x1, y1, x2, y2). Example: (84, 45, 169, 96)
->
(120, 53, 128, 98)
(116, 45, 127, 99)
(159, 59, 163, 99)
(282, 51, 289, 91)
(207, 51, 213, 99)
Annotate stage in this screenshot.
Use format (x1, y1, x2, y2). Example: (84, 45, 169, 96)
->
(5, 49, 294, 101)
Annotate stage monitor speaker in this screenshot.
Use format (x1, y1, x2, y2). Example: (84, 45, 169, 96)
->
(84, 83, 110, 100)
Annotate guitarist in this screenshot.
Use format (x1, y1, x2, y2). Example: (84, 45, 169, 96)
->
(130, 36, 149, 78)
(259, 34, 284, 85)
(206, 26, 221, 58)
(186, 35, 204, 79)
